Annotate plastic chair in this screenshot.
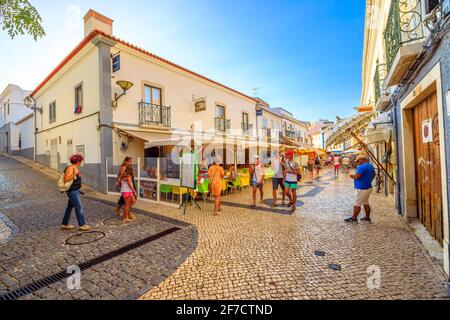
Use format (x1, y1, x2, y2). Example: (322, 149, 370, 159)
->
(160, 184, 173, 201)
(240, 174, 250, 189)
(196, 180, 210, 202)
(172, 186, 188, 203)
(228, 176, 242, 193)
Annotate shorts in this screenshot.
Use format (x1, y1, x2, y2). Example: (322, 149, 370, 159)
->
(252, 181, 264, 189)
(334, 164, 340, 169)
(354, 188, 373, 207)
(285, 181, 298, 190)
(272, 178, 285, 191)
(122, 192, 135, 199)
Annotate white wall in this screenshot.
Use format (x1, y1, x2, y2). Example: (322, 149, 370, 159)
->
(111, 46, 257, 135)
(33, 45, 101, 165)
(14, 116, 34, 151)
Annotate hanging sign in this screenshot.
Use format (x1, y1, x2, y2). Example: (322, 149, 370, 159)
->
(422, 119, 433, 143)
(112, 54, 121, 73)
(256, 108, 263, 117)
(195, 100, 206, 112)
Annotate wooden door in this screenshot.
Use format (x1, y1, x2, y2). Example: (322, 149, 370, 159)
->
(413, 92, 443, 244)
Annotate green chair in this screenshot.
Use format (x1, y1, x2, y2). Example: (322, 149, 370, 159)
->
(228, 176, 242, 193)
(160, 184, 173, 201)
(196, 179, 210, 202)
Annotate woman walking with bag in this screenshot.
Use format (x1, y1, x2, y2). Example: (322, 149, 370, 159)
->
(120, 166, 137, 224)
(208, 156, 224, 216)
(61, 155, 90, 231)
(115, 157, 133, 215)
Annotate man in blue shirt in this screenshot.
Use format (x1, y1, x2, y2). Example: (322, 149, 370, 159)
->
(345, 155, 375, 223)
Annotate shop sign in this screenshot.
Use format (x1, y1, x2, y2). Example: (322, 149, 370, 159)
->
(195, 100, 206, 112)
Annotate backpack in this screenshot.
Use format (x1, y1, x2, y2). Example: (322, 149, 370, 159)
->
(57, 167, 74, 193)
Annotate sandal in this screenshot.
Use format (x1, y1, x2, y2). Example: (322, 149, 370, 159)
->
(361, 217, 372, 222)
(344, 217, 358, 223)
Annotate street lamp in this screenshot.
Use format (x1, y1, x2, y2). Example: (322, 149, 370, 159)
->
(24, 96, 42, 113)
(112, 80, 134, 109)
(23, 96, 41, 162)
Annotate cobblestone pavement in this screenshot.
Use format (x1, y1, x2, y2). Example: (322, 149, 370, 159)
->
(1, 153, 449, 300)
(133, 170, 448, 300)
(0, 156, 197, 300)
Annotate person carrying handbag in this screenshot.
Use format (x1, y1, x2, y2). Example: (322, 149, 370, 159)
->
(208, 156, 224, 216)
(60, 155, 90, 231)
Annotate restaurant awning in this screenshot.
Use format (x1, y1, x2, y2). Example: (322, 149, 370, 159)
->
(116, 128, 189, 148)
(364, 112, 393, 145)
(326, 112, 375, 147)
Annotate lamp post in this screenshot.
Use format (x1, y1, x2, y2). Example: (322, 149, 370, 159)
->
(24, 96, 42, 162)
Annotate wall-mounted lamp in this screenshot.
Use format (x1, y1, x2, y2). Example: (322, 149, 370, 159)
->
(112, 80, 134, 109)
(24, 96, 43, 113)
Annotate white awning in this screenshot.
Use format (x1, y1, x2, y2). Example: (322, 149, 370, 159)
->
(116, 128, 187, 148)
(364, 112, 393, 145)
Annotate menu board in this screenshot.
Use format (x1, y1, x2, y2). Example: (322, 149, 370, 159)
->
(181, 152, 197, 189)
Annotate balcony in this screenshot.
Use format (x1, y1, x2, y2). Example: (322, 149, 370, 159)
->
(284, 130, 296, 139)
(384, 0, 426, 86)
(215, 117, 231, 133)
(138, 102, 171, 128)
(374, 62, 391, 111)
(241, 123, 253, 136)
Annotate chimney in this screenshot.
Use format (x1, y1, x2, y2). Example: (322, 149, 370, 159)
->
(83, 9, 113, 37)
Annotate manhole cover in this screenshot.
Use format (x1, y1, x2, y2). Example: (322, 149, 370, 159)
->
(103, 217, 123, 226)
(65, 231, 106, 246)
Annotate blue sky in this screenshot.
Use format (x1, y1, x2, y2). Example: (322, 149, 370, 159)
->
(0, 0, 366, 122)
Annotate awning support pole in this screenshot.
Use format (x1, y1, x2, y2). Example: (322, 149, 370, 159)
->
(348, 130, 396, 185)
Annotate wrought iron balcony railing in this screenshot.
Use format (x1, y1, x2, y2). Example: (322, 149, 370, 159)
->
(374, 61, 389, 103)
(241, 123, 253, 135)
(215, 118, 231, 132)
(284, 130, 296, 139)
(138, 102, 171, 127)
(384, 0, 425, 71)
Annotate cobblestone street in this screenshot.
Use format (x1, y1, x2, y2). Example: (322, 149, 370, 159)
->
(136, 170, 449, 300)
(0, 156, 197, 300)
(1, 154, 449, 300)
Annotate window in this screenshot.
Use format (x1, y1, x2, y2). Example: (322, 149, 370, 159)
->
(262, 117, 268, 129)
(242, 112, 249, 126)
(216, 105, 226, 131)
(49, 101, 56, 124)
(216, 105, 225, 119)
(75, 84, 83, 114)
(7, 99, 10, 115)
(144, 85, 162, 106)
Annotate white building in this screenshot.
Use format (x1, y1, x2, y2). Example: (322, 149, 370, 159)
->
(28, 9, 259, 193)
(270, 107, 311, 149)
(0, 84, 34, 159)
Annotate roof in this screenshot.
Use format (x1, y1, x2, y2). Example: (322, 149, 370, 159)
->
(31, 30, 257, 103)
(254, 97, 270, 108)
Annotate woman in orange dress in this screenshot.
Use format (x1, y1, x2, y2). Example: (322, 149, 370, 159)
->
(208, 157, 225, 215)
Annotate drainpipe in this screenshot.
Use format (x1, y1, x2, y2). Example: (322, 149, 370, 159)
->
(392, 100, 402, 215)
